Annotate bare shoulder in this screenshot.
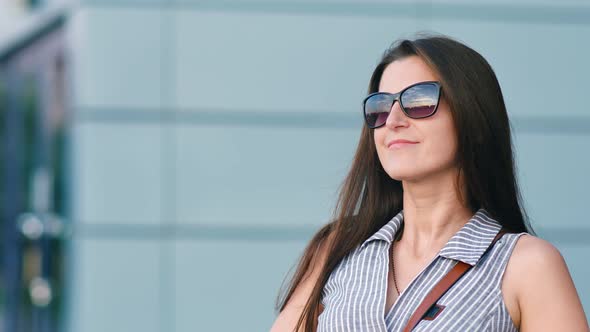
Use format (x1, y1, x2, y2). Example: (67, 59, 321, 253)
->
(507, 234, 576, 296)
(511, 233, 562, 262)
(507, 234, 564, 279)
(504, 234, 589, 331)
(269, 228, 336, 332)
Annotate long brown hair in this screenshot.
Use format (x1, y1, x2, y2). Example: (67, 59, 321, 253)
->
(275, 34, 535, 331)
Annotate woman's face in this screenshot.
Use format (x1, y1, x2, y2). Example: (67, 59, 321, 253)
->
(374, 56, 459, 182)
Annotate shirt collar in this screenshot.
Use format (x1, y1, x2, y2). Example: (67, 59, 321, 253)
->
(360, 208, 502, 266)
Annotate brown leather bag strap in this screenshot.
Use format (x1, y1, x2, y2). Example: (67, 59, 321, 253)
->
(401, 228, 509, 332)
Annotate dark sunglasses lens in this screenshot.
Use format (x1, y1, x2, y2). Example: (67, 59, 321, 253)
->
(400, 83, 439, 118)
(364, 94, 393, 128)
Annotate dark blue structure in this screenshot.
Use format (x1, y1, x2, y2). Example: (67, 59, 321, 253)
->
(1, 5, 70, 332)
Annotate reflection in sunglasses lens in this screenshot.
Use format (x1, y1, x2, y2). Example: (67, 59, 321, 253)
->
(401, 84, 438, 118)
(365, 93, 392, 128)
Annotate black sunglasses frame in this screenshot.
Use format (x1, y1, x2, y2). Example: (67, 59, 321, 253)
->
(362, 81, 442, 129)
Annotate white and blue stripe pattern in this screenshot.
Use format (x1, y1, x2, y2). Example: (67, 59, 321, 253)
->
(318, 208, 527, 331)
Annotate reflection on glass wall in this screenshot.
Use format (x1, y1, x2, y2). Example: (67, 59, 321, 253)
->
(0, 5, 70, 332)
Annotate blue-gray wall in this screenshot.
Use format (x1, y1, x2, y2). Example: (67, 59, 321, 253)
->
(66, 1, 590, 331)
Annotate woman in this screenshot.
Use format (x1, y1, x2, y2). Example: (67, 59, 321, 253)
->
(270, 35, 588, 331)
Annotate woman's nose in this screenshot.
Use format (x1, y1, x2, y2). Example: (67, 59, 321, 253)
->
(385, 100, 409, 129)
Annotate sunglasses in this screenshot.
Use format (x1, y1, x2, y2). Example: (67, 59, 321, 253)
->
(362, 81, 442, 129)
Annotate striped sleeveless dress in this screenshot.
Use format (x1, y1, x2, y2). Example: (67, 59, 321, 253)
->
(318, 208, 527, 331)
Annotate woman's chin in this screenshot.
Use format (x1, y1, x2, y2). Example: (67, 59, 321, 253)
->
(384, 169, 420, 182)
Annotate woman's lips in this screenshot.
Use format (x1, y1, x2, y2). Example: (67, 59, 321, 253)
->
(387, 139, 418, 149)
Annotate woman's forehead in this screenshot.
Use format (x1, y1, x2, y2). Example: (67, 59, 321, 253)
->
(379, 56, 438, 93)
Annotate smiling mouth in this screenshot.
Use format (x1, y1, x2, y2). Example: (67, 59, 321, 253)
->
(387, 140, 419, 149)
(388, 142, 418, 149)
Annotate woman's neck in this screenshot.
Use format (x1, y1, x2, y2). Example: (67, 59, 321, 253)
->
(399, 173, 473, 260)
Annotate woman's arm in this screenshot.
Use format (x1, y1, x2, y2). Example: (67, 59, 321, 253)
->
(269, 265, 323, 332)
(512, 235, 589, 331)
(269, 233, 332, 332)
